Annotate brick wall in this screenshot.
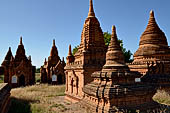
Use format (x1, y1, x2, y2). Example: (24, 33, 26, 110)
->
(0, 83, 11, 113)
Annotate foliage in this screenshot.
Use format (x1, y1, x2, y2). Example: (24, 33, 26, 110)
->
(36, 68, 40, 73)
(35, 73, 41, 83)
(72, 46, 78, 56)
(0, 75, 4, 83)
(9, 84, 67, 113)
(8, 97, 32, 113)
(104, 32, 111, 46)
(104, 32, 133, 63)
(72, 32, 133, 63)
(153, 90, 170, 105)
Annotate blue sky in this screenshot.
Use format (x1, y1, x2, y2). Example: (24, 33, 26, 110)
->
(0, 0, 170, 68)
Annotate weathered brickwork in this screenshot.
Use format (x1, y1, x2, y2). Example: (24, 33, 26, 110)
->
(81, 26, 159, 113)
(128, 11, 170, 90)
(129, 11, 170, 74)
(40, 39, 65, 84)
(65, 0, 107, 102)
(0, 83, 11, 113)
(1, 37, 35, 88)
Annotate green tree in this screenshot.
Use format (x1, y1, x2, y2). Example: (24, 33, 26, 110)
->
(72, 32, 133, 63)
(104, 32, 133, 63)
(36, 68, 40, 73)
(72, 46, 78, 56)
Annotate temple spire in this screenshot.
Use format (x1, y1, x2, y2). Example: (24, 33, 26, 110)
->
(5, 47, 13, 61)
(148, 10, 156, 25)
(53, 39, 55, 46)
(111, 26, 117, 43)
(108, 26, 120, 50)
(142, 10, 162, 36)
(68, 45, 72, 56)
(44, 58, 47, 65)
(62, 57, 65, 62)
(104, 26, 125, 67)
(50, 39, 58, 57)
(134, 10, 168, 57)
(20, 36, 23, 45)
(150, 10, 154, 18)
(88, 0, 95, 17)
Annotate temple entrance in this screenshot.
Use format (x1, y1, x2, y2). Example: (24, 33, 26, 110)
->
(57, 74, 63, 84)
(19, 74, 25, 87)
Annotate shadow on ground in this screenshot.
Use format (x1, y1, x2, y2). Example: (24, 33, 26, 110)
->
(8, 97, 39, 113)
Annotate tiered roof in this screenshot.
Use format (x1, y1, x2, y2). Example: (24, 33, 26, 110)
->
(134, 10, 169, 57)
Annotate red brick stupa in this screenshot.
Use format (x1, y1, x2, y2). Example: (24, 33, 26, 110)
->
(82, 26, 159, 113)
(1, 37, 36, 87)
(129, 10, 170, 75)
(65, 0, 106, 102)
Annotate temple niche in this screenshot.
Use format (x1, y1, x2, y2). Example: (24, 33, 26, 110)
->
(1, 37, 36, 88)
(128, 11, 170, 90)
(65, 0, 107, 102)
(40, 39, 65, 85)
(81, 26, 160, 113)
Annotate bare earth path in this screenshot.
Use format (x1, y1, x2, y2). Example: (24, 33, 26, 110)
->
(8, 84, 170, 113)
(8, 84, 88, 113)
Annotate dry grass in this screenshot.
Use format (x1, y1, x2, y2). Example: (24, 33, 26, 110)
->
(0, 75, 4, 83)
(9, 84, 65, 113)
(8, 84, 170, 113)
(8, 84, 88, 113)
(35, 73, 41, 83)
(153, 90, 170, 105)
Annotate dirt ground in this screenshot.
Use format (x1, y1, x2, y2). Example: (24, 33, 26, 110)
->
(8, 84, 88, 113)
(8, 84, 170, 113)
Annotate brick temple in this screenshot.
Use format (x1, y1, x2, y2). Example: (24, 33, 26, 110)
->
(1, 37, 36, 87)
(40, 39, 65, 84)
(81, 26, 159, 113)
(128, 11, 170, 90)
(0, 83, 11, 113)
(65, 0, 107, 102)
(65, 0, 170, 112)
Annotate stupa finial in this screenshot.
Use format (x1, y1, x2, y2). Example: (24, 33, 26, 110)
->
(68, 44, 72, 56)
(53, 39, 55, 46)
(88, 0, 95, 17)
(150, 10, 154, 18)
(20, 36, 23, 45)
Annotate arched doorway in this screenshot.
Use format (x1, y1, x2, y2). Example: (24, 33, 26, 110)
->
(57, 74, 63, 84)
(19, 74, 25, 87)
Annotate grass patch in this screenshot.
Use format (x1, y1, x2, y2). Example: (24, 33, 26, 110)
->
(35, 73, 41, 83)
(50, 104, 67, 112)
(56, 93, 65, 96)
(8, 84, 66, 113)
(8, 84, 88, 113)
(0, 75, 4, 83)
(153, 90, 170, 105)
(31, 104, 45, 113)
(51, 103, 65, 108)
(8, 97, 31, 113)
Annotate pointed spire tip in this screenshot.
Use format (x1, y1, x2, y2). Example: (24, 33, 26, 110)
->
(88, 0, 95, 17)
(112, 25, 117, 36)
(20, 36, 23, 45)
(68, 44, 72, 56)
(53, 39, 55, 46)
(112, 25, 116, 32)
(150, 10, 154, 17)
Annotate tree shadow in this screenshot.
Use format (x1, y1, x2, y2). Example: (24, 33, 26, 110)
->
(8, 97, 40, 113)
